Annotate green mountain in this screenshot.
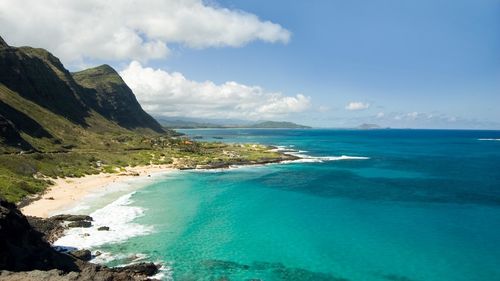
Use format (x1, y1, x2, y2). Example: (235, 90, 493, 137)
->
(0, 36, 293, 202)
(73, 65, 163, 133)
(0, 36, 164, 153)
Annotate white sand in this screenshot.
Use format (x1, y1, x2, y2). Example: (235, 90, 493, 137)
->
(21, 165, 176, 218)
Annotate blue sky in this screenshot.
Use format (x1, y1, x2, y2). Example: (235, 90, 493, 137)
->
(160, 0, 500, 128)
(1, 0, 499, 128)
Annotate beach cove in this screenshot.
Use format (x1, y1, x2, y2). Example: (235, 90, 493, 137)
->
(21, 165, 177, 218)
(16, 129, 500, 281)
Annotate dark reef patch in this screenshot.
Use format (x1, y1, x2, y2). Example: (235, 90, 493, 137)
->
(195, 259, 349, 281)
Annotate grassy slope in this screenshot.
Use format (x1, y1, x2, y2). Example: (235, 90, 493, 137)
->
(72, 65, 123, 90)
(72, 65, 165, 134)
(0, 84, 287, 202)
(0, 41, 291, 203)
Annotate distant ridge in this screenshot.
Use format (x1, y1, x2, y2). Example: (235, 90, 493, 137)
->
(357, 123, 382, 129)
(248, 121, 311, 129)
(156, 117, 310, 129)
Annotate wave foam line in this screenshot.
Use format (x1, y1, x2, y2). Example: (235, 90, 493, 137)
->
(271, 146, 369, 163)
(53, 192, 153, 249)
(478, 138, 500, 141)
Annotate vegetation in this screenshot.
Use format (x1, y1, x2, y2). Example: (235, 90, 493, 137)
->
(0, 136, 288, 202)
(0, 36, 293, 203)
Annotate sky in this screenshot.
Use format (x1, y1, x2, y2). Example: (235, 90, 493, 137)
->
(0, 0, 499, 129)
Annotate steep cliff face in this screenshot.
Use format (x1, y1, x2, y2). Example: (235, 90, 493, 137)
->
(0, 35, 164, 151)
(0, 43, 90, 126)
(73, 65, 164, 133)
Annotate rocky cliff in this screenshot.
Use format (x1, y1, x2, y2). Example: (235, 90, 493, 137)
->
(0, 199, 159, 280)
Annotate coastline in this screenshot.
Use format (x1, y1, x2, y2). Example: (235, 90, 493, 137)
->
(19, 145, 356, 218)
(11, 142, 374, 280)
(21, 164, 177, 218)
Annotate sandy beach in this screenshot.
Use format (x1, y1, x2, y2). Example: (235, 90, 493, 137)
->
(21, 165, 177, 218)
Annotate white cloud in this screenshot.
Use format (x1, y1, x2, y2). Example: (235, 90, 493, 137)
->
(345, 102, 370, 111)
(120, 61, 311, 119)
(0, 0, 290, 64)
(376, 112, 385, 118)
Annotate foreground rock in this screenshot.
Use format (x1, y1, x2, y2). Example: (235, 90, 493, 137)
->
(27, 214, 94, 243)
(69, 250, 92, 262)
(27, 216, 66, 243)
(67, 221, 92, 228)
(0, 199, 159, 280)
(50, 215, 93, 222)
(0, 262, 160, 281)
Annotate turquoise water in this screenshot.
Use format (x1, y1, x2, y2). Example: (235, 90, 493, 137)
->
(100, 129, 500, 281)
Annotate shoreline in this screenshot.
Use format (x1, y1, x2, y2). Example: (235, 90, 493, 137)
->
(20, 146, 300, 218)
(19, 146, 358, 218)
(21, 164, 177, 218)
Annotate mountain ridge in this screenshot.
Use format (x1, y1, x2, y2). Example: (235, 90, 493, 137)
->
(72, 64, 164, 133)
(156, 116, 310, 129)
(0, 36, 295, 203)
(0, 35, 164, 152)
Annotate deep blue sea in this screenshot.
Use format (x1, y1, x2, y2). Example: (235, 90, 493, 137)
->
(60, 129, 500, 281)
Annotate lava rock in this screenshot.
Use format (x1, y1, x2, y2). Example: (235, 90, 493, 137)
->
(50, 214, 93, 222)
(68, 221, 92, 228)
(113, 262, 160, 277)
(27, 216, 65, 243)
(0, 200, 78, 272)
(69, 249, 92, 261)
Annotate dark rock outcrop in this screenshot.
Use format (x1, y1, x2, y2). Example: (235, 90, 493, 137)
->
(97, 226, 109, 231)
(50, 214, 93, 222)
(27, 216, 65, 243)
(27, 214, 93, 242)
(67, 221, 92, 228)
(0, 264, 160, 281)
(0, 200, 78, 272)
(0, 199, 160, 280)
(111, 262, 159, 277)
(69, 250, 92, 262)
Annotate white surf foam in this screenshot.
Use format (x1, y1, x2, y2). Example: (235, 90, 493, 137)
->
(52, 170, 176, 217)
(478, 138, 500, 141)
(271, 145, 370, 163)
(53, 192, 153, 249)
(282, 155, 370, 163)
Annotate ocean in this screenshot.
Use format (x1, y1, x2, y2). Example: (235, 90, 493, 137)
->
(54, 129, 500, 281)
